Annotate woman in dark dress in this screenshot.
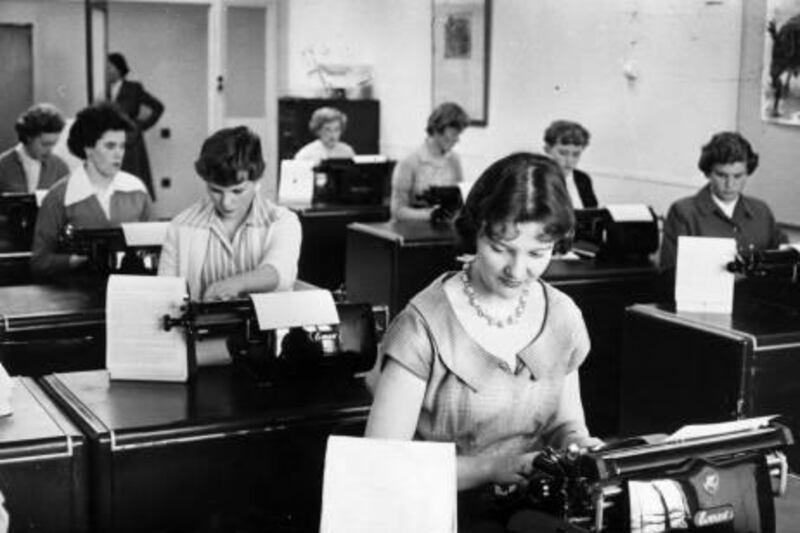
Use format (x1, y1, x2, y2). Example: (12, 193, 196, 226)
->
(107, 52, 164, 200)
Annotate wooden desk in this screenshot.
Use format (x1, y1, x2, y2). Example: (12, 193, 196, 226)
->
(621, 298, 800, 472)
(39, 367, 371, 532)
(0, 377, 89, 532)
(292, 203, 390, 292)
(0, 284, 106, 376)
(545, 259, 660, 437)
(345, 220, 660, 436)
(344, 220, 459, 317)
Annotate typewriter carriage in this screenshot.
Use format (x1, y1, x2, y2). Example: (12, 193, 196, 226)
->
(162, 299, 382, 382)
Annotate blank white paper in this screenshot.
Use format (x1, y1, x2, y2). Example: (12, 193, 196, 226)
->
(121, 221, 169, 247)
(249, 289, 339, 330)
(278, 159, 315, 205)
(675, 236, 737, 313)
(605, 203, 653, 222)
(320, 436, 457, 533)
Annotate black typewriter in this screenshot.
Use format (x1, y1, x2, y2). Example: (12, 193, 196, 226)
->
(727, 248, 800, 282)
(60, 224, 160, 275)
(0, 192, 38, 250)
(573, 207, 659, 263)
(311, 158, 394, 206)
(495, 420, 793, 532)
(413, 185, 464, 227)
(162, 298, 385, 383)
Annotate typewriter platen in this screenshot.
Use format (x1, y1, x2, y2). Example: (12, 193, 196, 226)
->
(496, 420, 793, 533)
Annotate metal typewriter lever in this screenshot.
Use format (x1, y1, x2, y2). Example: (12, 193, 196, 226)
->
(766, 451, 789, 497)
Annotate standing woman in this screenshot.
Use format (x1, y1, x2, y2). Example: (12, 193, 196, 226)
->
(293, 107, 356, 163)
(31, 102, 153, 279)
(367, 152, 600, 531)
(107, 52, 164, 200)
(158, 126, 301, 301)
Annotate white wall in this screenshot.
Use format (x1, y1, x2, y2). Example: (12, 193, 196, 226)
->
(738, 0, 800, 227)
(281, 0, 744, 217)
(0, 1, 87, 117)
(108, 2, 210, 219)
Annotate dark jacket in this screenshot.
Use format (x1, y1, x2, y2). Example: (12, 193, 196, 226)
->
(573, 169, 598, 208)
(114, 80, 164, 200)
(659, 184, 786, 270)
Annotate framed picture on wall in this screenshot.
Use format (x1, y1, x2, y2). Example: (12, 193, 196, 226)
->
(762, 0, 800, 125)
(431, 0, 491, 126)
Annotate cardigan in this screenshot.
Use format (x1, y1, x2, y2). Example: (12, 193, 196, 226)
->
(0, 147, 70, 193)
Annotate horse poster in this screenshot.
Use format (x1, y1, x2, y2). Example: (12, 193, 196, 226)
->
(763, 0, 800, 125)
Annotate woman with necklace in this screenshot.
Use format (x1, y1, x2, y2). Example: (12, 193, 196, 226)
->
(366, 152, 601, 531)
(31, 102, 152, 280)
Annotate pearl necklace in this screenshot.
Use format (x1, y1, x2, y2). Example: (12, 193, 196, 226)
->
(460, 262, 531, 328)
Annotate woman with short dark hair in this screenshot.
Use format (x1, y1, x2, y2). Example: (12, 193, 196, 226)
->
(659, 131, 786, 270)
(367, 152, 600, 531)
(390, 101, 470, 221)
(158, 126, 301, 300)
(0, 102, 69, 193)
(293, 107, 355, 162)
(31, 102, 152, 279)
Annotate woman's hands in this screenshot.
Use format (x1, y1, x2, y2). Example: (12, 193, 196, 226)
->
(203, 278, 243, 301)
(488, 452, 538, 487)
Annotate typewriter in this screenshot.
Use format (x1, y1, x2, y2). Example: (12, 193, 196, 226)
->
(726, 248, 800, 311)
(0, 192, 38, 250)
(60, 224, 161, 275)
(496, 419, 793, 532)
(573, 207, 659, 263)
(312, 158, 394, 206)
(413, 185, 464, 226)
(727, 248, 800, 283)
(162, 298, 385, 382)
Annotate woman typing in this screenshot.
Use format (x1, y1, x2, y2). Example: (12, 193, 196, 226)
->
(366, 152, 600, 531)
(158, 126, 301, 300)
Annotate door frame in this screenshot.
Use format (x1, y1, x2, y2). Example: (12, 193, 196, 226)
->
(210, 0, 279, 197)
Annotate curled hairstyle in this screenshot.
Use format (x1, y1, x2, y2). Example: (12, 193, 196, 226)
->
(15, 103, 66, 144)
(698, 131, 759, 175)
(454, 152, 575, 254)
(543, 120, 591, 147)
(426, 102, 470, 135)
(107, 52, 130, 78)
(308, 107, 347, 134)
(67, 102, 133, 159)
(194, 126, 265, 186)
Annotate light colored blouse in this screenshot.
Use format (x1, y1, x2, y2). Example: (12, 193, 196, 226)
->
(390, 140, 463, 216)
(373, 272, 596, 457)
(293, 139, 355, 163)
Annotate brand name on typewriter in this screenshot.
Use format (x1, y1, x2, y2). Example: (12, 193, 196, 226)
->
(694, 506, 735, 527)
